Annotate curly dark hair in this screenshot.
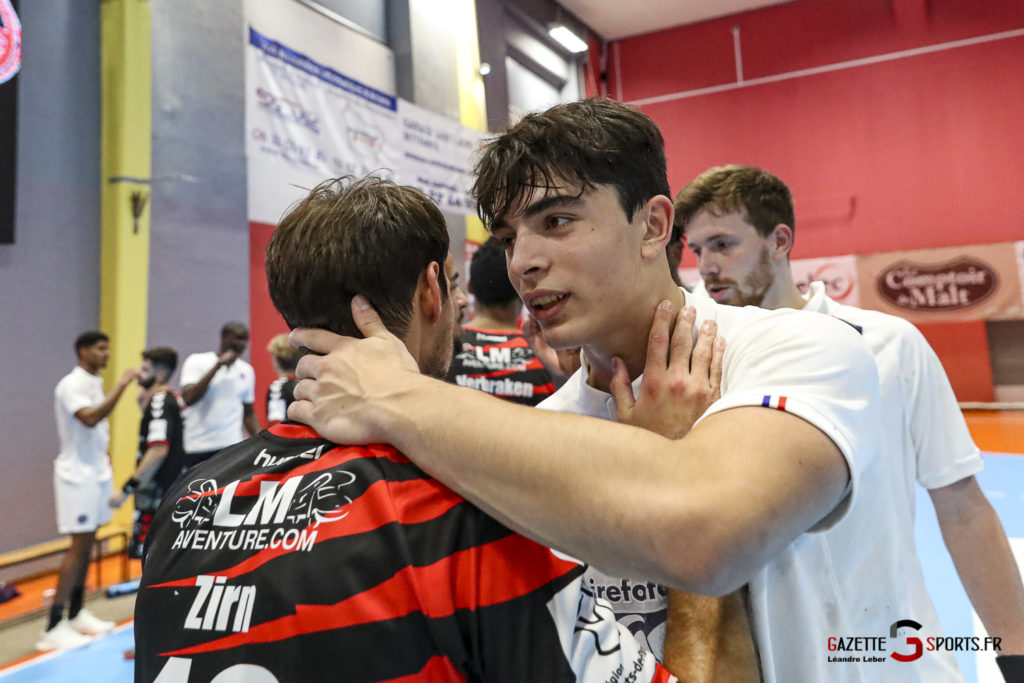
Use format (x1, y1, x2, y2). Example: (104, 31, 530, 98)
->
(473, 97, 670, 227)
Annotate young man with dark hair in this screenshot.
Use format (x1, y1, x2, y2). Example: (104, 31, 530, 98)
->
(133, 175, 679, 683)
(180, 322, 260, 467)
(287, 98, 949, 681)
(676, 163, 1024, 681)
(448, 236, 555, 405)
(110, 346, 186, 560)
(41, 331, 138, 651)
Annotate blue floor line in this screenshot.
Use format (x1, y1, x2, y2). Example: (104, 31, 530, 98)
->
(5, 453, 1021, 683)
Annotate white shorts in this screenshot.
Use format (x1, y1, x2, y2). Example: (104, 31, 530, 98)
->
(54, 468, 114, 534)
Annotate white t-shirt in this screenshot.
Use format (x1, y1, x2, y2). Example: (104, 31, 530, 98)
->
(802, 280, 981, 680)
(180, 352, 255, 453)
(540, 289, 958, 682)
(803, 282, 982, 494)
(54, 365, 112, 483)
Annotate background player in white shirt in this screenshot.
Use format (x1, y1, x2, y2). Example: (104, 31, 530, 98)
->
(180, 322, 259, 467)
(42, 331, 137, 651)
(674, 163, 1024, 681)
(286, 98, 947, 682)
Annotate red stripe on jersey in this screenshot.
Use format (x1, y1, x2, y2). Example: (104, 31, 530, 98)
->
(378, 655, 466, 682)
(160, 533, 579, 656)
(151, 476, 466, 588)
(146, 440, 170, 448)
(267, 423, 319, 439)
(777, 396, 787, 411)
(651, 665, 678, 683)
(463, 359, 547, 380)
(470, 336, 530, 352)
(533, 382, 555, 395)
(171, 444, 408, 506)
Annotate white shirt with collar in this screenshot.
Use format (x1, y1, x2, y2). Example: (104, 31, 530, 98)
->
(54, 365, 112, 483)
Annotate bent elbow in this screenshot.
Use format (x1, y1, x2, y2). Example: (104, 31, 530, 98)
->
(658, 536, 750, 597)
(76, 415, 99, 429)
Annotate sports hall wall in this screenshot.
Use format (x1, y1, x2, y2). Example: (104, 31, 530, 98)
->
(606, 0, 1024, 401)
(0, 1, 102, 553)
(0, 0, 481, 557)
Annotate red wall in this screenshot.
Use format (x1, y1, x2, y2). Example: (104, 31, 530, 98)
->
(916, 320, 994, 402)
(603, 0, 1024, 397)
(249, 221, 290, 428)
(610, 0, 1024, 261)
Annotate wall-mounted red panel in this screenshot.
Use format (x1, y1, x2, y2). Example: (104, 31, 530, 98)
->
(249, 221, 290, 428)
(914, 320, 994, 402)
(610, 0, 1024, 264)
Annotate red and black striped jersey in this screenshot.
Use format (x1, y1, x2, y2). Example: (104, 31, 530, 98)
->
(131, 389, 187, 558)
(136, 389, 187, 502)
(135, 422, 675, 683)
(447, 326, 555, 406)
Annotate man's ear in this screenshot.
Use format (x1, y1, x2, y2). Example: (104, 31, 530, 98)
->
(770, 224, 795, 261)
(417, 261, 444, 324)
(639, 195, 675, 261)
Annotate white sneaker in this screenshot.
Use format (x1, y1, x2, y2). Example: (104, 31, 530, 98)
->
(69, 608, 115, 635)
(35, 619, 93, 651)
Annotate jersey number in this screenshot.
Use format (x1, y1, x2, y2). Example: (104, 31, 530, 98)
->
(153, 657, 279, 682)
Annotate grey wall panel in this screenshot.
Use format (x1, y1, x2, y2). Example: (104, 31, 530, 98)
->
(148, 0, 250, 367)
(0, 1, 101, 552)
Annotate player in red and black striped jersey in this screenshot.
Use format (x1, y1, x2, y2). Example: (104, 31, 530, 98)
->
(448, 237, 555, 405)
(134, 177, 677, 682)
(110, 347, 186, 560)
(135, 423, 674, 682)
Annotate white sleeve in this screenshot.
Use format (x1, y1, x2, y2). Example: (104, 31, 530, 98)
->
(699, 310, 882, 528)
(179, 353, 210, 386)
(56, 376, 96, 417)
(241, 363, 255, 404)
(900, 321, 983, 489)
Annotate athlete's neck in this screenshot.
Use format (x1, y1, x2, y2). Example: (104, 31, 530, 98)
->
(583, 282, 686, 393)
(759, 266, 806, 311)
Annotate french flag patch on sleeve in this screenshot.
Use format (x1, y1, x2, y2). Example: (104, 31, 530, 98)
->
(762, 395, 788, 411)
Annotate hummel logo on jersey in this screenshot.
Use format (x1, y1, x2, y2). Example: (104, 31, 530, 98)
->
(184, 575, 255, 633)
(254, 444, 325, 468)
(151, 392, 166, 418)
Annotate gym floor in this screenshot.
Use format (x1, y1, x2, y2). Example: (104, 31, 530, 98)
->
(0, 411, 1020, 682)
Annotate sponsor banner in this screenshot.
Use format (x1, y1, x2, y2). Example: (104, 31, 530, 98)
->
(856, 243, 1022, 322)
(245, 26, 484, 224)
(1016, 241, 1024, 306)
(791, 254, 860, 307)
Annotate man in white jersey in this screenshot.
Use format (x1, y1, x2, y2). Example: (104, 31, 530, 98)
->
(40, 331, 138, 651)
(283, 98, 963, 682)
(674, 163, 1024, 681)
(180, 322, 259, 467)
